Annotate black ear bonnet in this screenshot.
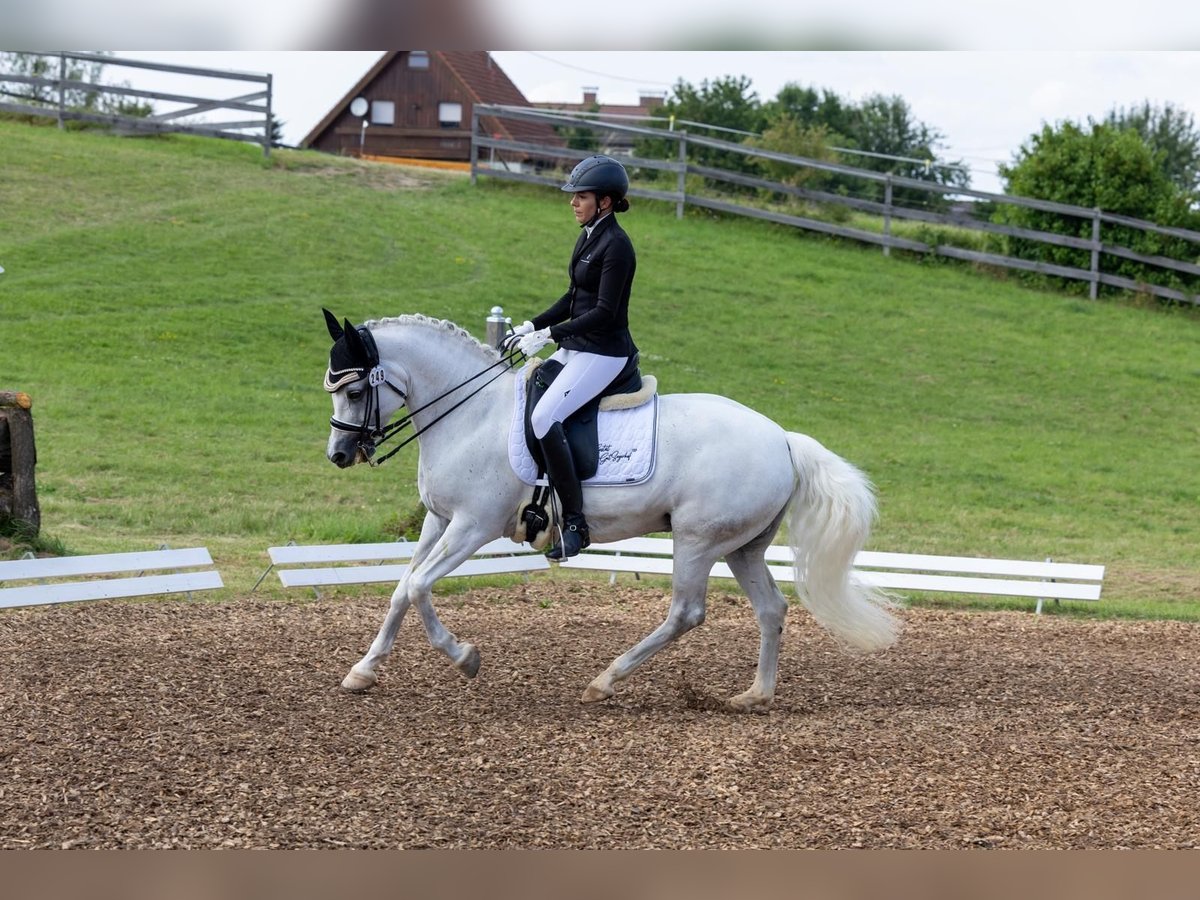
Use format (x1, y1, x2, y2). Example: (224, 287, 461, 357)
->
(323, 308, 382, 392)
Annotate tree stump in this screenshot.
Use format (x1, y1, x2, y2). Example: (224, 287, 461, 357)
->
(0, 391, 40, 535)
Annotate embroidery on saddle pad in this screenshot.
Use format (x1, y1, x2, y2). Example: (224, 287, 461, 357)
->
(508, 361, 659, 487)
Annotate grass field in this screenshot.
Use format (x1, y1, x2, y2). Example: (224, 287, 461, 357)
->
(2, 120, 1198, 616)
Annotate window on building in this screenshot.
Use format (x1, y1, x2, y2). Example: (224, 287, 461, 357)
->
(438, 101, 463, 128)
(371, 100, 395, 126)
(409, 51, 430, 69)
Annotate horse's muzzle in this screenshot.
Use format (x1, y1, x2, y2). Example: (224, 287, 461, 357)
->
(328, 438, 375, 468)
(328, 449, 355, 468)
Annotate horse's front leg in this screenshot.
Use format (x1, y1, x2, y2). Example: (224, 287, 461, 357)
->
(342, 510, 448, 692)
(404, 517, 498, 678)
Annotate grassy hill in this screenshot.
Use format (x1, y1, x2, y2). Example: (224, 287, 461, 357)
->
(2, 119, 1198, 615)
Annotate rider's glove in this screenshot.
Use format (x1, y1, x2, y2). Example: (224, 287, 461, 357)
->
(517, 327, 553, 357)
(500, 321, 534, 354)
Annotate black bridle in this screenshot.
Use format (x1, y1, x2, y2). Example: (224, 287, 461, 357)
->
(329, 346, 523, 467)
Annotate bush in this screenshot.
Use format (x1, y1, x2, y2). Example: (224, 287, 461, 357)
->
(995, 121, 1200, 297)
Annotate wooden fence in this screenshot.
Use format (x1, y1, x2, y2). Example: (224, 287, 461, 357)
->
(470, 104, 1200, 306)
(0, 52, 273, 157)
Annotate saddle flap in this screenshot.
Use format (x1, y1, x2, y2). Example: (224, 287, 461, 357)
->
(510, 365, 658, 489)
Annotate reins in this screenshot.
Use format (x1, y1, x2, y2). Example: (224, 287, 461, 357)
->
(330, 344, 524, 467)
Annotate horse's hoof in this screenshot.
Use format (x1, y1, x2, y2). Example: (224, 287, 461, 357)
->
(455, 643, 481, 679)
(341, 667, 377, 693)
(581, 680, 614, 703)
(727, 691, 773, 713)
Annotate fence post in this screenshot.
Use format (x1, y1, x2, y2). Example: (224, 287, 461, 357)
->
(0, 391, 40, 534)
(56, 52, 66, 130)
(882, 176, 894, 257)
(485, 306, 510, 349)
(676, 131, 687, 220)
(470, 109, 480, 186)
(1090, 208, 1101, 300)
(263, 72, 272, 159)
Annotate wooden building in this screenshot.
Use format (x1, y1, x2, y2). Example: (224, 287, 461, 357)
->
(300, 51, 562, 167)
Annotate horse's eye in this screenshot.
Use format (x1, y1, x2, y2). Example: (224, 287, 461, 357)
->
(347, 389, 364, 401)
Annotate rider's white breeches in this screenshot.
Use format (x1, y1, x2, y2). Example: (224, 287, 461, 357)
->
(530, 348, 628, 440)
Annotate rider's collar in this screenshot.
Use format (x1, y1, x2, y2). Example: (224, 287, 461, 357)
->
(583, 211, 612, 237)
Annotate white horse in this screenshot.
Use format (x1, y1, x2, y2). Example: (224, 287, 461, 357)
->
(324, 313, 900, 711)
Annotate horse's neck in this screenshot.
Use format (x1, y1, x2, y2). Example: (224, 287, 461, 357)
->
(378, 323, 512, 440)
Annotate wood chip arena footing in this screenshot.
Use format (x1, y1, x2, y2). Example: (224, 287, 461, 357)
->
(2, 585, 1198, 849)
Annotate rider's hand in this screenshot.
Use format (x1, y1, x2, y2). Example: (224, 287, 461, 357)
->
(517, 327, 553, 357)
(500, 321, 534, 353)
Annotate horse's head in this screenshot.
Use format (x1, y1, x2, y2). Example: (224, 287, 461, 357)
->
(322, 308, 407, 468)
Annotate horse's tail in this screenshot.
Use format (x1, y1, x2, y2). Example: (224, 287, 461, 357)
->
(785, 432, 901, 652)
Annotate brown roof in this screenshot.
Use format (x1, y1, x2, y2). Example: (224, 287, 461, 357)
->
(300, 51, 560, 150)
(439, 51, 529, 106)
(439, 51, 560, 147)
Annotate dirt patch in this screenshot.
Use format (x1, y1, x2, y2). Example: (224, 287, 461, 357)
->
(281, 157, 449, 192)
(1104, 564, 1200, 603)
(2, 584, 1198, 849)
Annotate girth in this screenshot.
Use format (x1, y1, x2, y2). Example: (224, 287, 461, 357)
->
(523, 353, 643, 481)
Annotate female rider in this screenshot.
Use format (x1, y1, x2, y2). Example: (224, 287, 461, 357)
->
(503, 155, 639, 560)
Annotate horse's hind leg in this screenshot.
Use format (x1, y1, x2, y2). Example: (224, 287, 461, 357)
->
(724, 546, 789, 712)
(342, 510, 448, 692)
(582, 549, 713, 703)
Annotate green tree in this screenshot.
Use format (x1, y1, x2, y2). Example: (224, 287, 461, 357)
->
(630, 74, 969, 211)
(269, 114, 286, 148)
(1103, 100, 1200, 200)
(636, 75, 766, 179)
(748, 117, 839, 190)
(840, 94, 970, 202)
(759, 85, 971, 208)
(1000, 121, 1173, 212)
(747, 117, 848, 219)
(763, 83, 855, 140)
(996, 120, 1199, 295)
(666, 75, 765, 136)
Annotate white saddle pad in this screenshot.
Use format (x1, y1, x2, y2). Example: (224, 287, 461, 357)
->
(509, 367, 659, 487)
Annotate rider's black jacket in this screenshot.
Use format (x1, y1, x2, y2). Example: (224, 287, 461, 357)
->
(532, 213, 638, 358)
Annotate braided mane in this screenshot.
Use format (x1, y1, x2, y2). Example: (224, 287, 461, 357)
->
(365, 314, 500, 361)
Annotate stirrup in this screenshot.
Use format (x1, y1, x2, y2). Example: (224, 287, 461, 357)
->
(546, 520, 590, 561)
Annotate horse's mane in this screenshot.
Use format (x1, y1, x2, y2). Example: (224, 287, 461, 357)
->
(365, 313, 500, 361)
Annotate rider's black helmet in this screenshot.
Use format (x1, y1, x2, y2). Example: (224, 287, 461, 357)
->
(561, 155, 629, 200)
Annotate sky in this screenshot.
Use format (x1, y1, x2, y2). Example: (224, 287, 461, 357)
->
(100, 50, 1200, 195)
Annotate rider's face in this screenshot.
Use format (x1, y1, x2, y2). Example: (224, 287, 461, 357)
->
(571, 191, 608, 224)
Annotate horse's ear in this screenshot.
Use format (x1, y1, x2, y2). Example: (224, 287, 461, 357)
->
(343, 319, 368, 363)
(323, 308, 343, 342)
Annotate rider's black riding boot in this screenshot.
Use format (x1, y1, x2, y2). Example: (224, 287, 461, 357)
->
(539, 422, 590, 560)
